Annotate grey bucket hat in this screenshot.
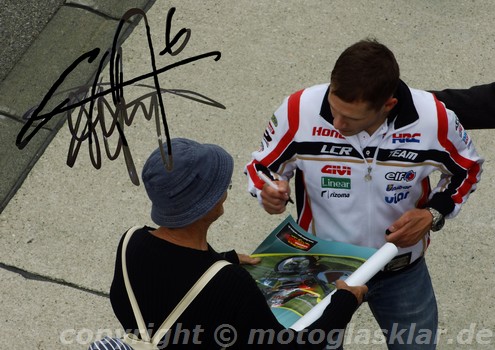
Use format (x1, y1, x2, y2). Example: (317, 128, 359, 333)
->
(142, 138, 234, 228)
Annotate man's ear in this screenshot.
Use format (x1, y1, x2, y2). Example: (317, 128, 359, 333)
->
(384, 97, 398, 112)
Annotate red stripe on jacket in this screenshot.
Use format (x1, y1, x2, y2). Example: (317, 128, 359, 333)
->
(260, 89, 304, 166)
(246, 89, 304, 190)
(434, 96, 481, 204)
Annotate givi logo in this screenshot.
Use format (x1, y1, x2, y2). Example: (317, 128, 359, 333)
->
(321, 165, 351, 176)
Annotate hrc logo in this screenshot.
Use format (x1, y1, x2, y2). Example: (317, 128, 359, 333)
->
(392, 133, 421, 144)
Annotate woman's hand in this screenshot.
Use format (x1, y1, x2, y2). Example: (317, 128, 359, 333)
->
(335, 279, 368, 305)
(237, 253, 261, 265)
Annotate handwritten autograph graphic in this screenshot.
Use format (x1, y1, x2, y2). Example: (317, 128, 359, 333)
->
(16, 7, 225, 185)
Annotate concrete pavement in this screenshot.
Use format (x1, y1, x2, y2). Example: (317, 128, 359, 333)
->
(0, 1, 494, 349)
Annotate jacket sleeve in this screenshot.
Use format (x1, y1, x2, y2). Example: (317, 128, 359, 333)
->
(244, 91, 303, 204)
(432, 82, 495, 130)
(427, 98, 484, 218)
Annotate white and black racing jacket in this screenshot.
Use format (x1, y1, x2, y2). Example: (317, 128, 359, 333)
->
(245, 82, 484, 265)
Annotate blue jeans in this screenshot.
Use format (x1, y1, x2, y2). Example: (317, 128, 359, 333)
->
(365, 257, 438, 349)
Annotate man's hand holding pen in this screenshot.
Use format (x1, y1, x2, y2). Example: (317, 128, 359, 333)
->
(257, 171, 293, 214)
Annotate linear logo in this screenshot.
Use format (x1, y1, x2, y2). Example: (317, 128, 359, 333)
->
(321, 177, 351, 189)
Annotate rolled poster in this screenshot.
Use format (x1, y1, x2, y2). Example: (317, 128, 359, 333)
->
(290, 242, 398, 331)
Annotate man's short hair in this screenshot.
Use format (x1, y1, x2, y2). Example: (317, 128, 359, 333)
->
(330, 39, 400, 111)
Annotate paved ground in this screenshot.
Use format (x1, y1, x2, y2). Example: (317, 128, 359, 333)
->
(0, 1, 494, 349)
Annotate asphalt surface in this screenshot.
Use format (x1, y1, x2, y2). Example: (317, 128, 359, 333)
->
(0, 1, 494, 349)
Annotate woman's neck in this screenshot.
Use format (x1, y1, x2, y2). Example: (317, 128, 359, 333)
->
(150, 225, 209, 251)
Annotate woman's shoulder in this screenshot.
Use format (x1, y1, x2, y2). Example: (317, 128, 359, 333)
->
(214, 262, 259, 289)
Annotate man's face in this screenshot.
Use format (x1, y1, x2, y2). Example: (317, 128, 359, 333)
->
(328, 91, 395, 137)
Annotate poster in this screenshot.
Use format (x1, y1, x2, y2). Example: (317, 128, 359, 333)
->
(243, 216, 378, 328)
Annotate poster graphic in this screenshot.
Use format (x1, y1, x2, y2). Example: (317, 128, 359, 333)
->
(243, 216, 378, 328)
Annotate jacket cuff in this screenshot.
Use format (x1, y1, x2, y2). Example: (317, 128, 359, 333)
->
(426, 193, 455, 217)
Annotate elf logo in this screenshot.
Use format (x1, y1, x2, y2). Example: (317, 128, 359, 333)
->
(321, 165, 351, 175)
(392, 133, 421, 143)
(385, 170, 416, 182)
(312, 127, 345, 139)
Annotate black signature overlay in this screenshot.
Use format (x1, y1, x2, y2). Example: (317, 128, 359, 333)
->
(16, 7, 225, 185)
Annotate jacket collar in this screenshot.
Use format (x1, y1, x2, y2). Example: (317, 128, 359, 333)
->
(320, 80, 419, 130)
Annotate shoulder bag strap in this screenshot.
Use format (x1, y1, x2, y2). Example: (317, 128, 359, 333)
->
(121, 226, 152, 342)
(122, 226, 232, 346)
(150, 260, 231, 346)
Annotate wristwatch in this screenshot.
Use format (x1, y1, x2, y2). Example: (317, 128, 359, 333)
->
(426, 207, 445, 232)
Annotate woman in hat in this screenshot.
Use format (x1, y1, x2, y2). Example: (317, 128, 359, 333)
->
(107, 138, 367, 349)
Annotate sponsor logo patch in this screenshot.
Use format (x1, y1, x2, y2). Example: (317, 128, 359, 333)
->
(321, 177, 351, 189)
(385, 170, 416, 182)
(312, 127, 345, 139)
(263, 129, 272, 143)
(267, 122, 275, 134)
(258, 141, 265, 152)
(385, 191, 410, 204)
(321, 145, 353, 156)
(321, 165, 351, 176)
(455, 118, 470, 145)
(271, 114, 278, 127)
(392, 133, 421, 143)
(386, 184, 412, 191)
(321, 190, 350, 199)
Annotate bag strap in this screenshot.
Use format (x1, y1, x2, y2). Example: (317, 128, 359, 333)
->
(121, 226, 151, 342)
(151, 259, 231, 345)
(121, 226, 231, 346)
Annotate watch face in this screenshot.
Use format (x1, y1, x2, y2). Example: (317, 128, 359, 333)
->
(432, 216, 445, 232)
(427, 207, 444, 232)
